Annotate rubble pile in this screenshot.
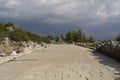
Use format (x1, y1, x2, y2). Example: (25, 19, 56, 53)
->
(0, 38, 43, 64)
(95, 41, 120, 60)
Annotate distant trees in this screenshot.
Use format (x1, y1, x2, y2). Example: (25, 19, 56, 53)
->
(0, 22, 95, 44)
(88, 36, 94, 43)
(0, 24, 9, 41)
(9, 28, 29, 42)
(54, 36, 59, 42)
(59, 30, 94, 43)
(60, 34, 65, 41)
(65, 31, 73, 43)
(0, 23, 3, 26)
(4, 22, 14, 27)
(47, 35, 54, 40)
(116, 34, 120, 42)
(77, 30, 82, 42)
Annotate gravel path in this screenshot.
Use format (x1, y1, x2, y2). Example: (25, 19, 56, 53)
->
(0, 44, 120, 80)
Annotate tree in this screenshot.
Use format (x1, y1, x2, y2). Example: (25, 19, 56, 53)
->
(82, 33, 87, 42)
(4, 22, 14, 27)
(78, 29, 82, 42)
(64, 30, 94, 43)
(47, 35, 54, 40)
(9, 29, 29, 42)
(0, 24, 9, 41)
(60, 34, 65, 41)
(0, 23, 3, 26)
(0, 22, 52, 43)
(116, 34, 120, 42)
(88, 36, 94, 43)
(55, 36, 59, 42)
(65, 31, 73, 43)
(72, 31, 79, 42)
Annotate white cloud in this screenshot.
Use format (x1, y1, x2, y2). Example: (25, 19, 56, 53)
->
(3, 0, 21, 9)
(0, 0, 120, 25)
(0, 0, 120, 39)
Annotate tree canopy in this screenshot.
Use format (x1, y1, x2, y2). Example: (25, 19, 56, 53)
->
(116, 34, 120, 42)
(59, 30, 94, 43)
(0, 22, 95, 44)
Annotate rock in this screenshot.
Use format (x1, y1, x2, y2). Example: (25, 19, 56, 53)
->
(28, 45, 33, 50)
(1, 37, 10, 46)
(6, 26, 14, 31)
(95, 41, 120, 60)
(41, 42, 47, 47)
(21, 41, 27, 47)
(114, 71, 120, 75)
(10, 51, 17, 56)
(16, 47, 26, 53)
(0, 53, 6, 57)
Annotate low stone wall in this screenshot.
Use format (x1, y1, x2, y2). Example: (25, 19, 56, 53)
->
(0, 41, 46, 64)
(95, 41, 120, 60)
(0, 47, 42, 64)
(75, 43, 95, 50)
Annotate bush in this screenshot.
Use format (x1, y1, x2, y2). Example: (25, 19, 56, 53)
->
(0, 22, 51, 43)
(9, 29, 29, 42)
(116, 34, 120, 42)
(64, 30, 94, 43)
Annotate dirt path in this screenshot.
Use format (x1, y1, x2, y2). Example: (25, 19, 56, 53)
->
(0, 44, 120, 80)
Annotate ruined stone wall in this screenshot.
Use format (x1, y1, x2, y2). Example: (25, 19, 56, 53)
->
(95, 41, 120, 60)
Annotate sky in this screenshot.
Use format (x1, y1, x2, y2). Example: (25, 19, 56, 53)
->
(0, 0, 120, 40)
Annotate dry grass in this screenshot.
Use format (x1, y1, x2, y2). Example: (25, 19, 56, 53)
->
(0, 42, 20, 56)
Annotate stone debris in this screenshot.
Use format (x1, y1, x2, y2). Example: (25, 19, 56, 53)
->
(0, 53, 6, 57)
(10, 51, 17, 56)
(6, 26, 14, 31)
(16, 47, 25, 53)
(41, 42, 47, 48)
(95, 41, 120, 60)
(76, 42, 86, 47)
(0, 45, 118, 80)
(1, 37, 10, 46)
(0, 40, 43, 64)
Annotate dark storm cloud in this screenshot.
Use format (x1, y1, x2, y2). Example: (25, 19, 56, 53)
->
(0, 0, 120, 39)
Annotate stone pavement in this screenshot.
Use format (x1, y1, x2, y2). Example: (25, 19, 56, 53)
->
(0, 45, 120, 80)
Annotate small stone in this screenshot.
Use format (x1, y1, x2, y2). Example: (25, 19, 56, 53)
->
(11, 51, 17, 56)
(0, 53, 6, 57)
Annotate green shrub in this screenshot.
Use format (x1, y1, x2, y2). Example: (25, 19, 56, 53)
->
(116, 34, 120, 42)
(0, 22, 50, 43)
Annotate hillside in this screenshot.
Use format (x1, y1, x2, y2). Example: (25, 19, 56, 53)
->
(0, 22, 50, 56)
(0, 22, 50, 43)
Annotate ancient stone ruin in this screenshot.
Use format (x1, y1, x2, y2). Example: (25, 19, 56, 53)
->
(95, 41, 120, 61)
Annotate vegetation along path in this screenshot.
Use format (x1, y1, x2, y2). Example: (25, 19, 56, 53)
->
(0, 45, 120, 80)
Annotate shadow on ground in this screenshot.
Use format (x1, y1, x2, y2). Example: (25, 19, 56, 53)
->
(89, 50, 120, 80)
(11, 59, 38, 62)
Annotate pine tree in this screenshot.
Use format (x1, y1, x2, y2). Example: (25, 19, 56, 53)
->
(88, 36, 94, 43)
(65, 31, 73, 43)
(116, 34, 120, 42)
(60, 34, 65, 41)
